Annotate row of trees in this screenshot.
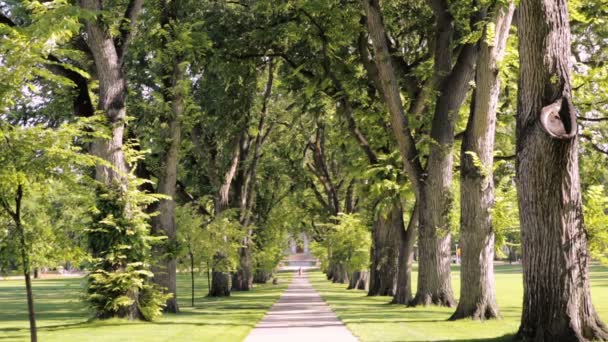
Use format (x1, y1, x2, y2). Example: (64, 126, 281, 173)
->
(1, 0, 608, 341)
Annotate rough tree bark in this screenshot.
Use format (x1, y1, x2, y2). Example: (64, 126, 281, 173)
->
(368, 199, 402, 296)
(392, 204, 418, 304)
(515, 0, 608, 340)
(411, 0, 482, 306)
(355, 24, 420, 302)
(149, 1, 186, 313)
(209, 138, 241, 297)
(363, 0, 480, 307)
(79, 0, 144, 319)
(348, 271, 369, 290)
(451, 1, 514, 320)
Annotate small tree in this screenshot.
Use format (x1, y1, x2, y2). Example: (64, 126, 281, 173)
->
(311, 214, 370, 284)
(176, 200, 245, 302)
(0, 118, 101, 342)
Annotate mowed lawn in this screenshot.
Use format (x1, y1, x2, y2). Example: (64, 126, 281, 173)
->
(0, 271, 291, 342)
(309, 264, 608, 342)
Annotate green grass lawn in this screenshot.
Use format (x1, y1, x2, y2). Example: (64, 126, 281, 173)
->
(309, 264, 608, 342)
(0, 271, 291, 342)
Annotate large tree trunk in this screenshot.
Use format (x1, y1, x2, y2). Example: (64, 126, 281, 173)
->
(515, 0, 608, 340)
(363, 0, 478, 307)
(412, 188, 455, 306)
(232, 61, 274, 292)
(451, 2, 514, 321)
(149, 0, 186, 314)
(409, 3, 481, 307)
(348, 271, 369, 290)
(332, 264, 349, 284)
(392, 204, 418, 305)
(209, 270, 231, 297)
(368, 199, 402, 296)
(231, 246, 253, 291)
(253, 270, 272, 284)
(80, 0, 144, 320)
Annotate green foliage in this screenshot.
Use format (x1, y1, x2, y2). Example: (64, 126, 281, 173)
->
(176, 201, 246, 274)
(86, 175, 169, 320)
(493, 176, 520, 258)
(311, 214, 370, 274)
(0, 117, 103, 273)
(584, 185, 608, 264)
(0, 1, 87, 109)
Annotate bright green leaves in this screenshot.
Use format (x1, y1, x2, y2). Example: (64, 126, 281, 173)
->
(0, 1, 85, 109)
(176, 202, 246, 274)
(86, 177, 169, 321)
(584, 185, 608, 264)
(311, 213, 371, 274)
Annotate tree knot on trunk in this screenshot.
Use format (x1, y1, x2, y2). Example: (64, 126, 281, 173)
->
(539, 97, 577, 140)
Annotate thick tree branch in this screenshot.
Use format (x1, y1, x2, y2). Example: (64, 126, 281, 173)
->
(116, 0, 144, 63)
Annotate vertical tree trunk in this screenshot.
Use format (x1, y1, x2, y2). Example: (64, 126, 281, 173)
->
(231, 246, 253, 291)
(80, 0, 144, 319)
(253, 270, 272, 284)
(368, 199, 402, 296)
(362, 0, 477, 307)
(151, 62, 183, 313)
(392, 204, 418, 305)
(347, 272, 360, 290)
(232, 61, 274, 292)
(451, 2, 514, 320)
(149, 0, 186, 314)
(12, 185, 37, 342)
(516, 0, 608, 340)
(207, 134, 242, 297)
(413, 189, 455, 306)
(209, 270, 231, 297)
(348, 271, 369, 290)
(332, 264, 349, 284)
(190, 250, 195, 307)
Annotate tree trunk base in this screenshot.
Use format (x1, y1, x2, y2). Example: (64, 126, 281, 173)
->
(115, 290, 144, 320)
(449, 302, 500, 321)
(347, 271, 368, 290)
(515, 315, 608, 342)
(409, 291, 455, 307)
(163, 298, 179, 314)
(331, 264, 349, 284)
(208, 271, 231, 297)
(231, 269, 253, 291)
(391, 288, 413, 305)
(253, 270, 272, 284)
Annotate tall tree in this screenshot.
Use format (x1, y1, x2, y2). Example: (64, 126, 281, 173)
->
(147, 0, 189, 313)
(232, 58, 276, 291)
(516, 0, 608, 339)
(78, 0, 158, 320)
(451, 1, 514, 320)
(362, 0, 482, 306)
(79, 0, 142, 186)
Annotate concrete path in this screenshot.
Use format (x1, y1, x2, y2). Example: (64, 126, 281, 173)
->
(244, 272, 359, 342)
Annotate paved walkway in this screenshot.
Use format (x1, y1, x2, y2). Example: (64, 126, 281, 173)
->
(244, 272, 359, 342)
